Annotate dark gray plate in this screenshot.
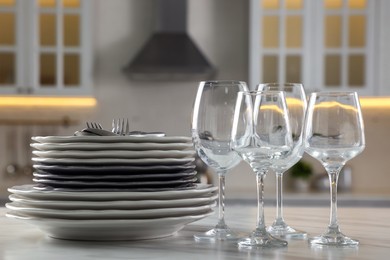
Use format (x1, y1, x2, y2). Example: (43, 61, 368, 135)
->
(33, 177, 197, 188)
(32, 183, 198, 192)
(33, 170, 197, 181)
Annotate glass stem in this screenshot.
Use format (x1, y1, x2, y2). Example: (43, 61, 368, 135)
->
(327, 167, 342, 231)
(275, 172, 284, 223)
(256, 172, 266, 231)
(216, 171, 227, 228)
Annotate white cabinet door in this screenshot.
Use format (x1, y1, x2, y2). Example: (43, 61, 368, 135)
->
(0, 0, 19, 94)
(0, 0, 92, 96)
(249, 0, 384, 96)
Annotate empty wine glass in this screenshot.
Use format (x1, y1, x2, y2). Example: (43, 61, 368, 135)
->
(231, 91, 293, 248)
(258, 83, 308, 238)
(304, 92, 365, 246)
(191, 80, 249, 241)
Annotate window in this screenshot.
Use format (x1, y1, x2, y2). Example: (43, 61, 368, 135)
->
(0, 0, 17, 87)
(250, 0, 382, 95)
(0, 0, 91, 95)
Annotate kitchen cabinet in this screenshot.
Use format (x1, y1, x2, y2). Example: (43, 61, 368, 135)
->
(249, 0, 390, 96)
(0, 0, 92, 96)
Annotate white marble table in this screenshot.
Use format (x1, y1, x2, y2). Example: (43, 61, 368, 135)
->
(1, 206, 389, 259)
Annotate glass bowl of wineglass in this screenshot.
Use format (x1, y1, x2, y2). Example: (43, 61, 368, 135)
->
(304, 91, 365, 246)
(231, 90, 293, 248)
(191, 80, 249, 242)
(258, 83, 308, 239)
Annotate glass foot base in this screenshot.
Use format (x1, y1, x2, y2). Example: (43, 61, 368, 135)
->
(238, 229, 288, 249)
(309, 229, 359, 246)
(267, 223, 307, 239)
(194, 227, 240, 242)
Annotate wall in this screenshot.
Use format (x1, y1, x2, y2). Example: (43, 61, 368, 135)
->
(86, 0, 248, 133)
(83, 0, 390, 196)
(1, 0, 389, 197)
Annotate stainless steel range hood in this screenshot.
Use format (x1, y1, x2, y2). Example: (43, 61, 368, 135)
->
(124, 0, 216, 81)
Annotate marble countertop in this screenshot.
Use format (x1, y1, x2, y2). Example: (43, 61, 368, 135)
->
(226, 192, 390, 207)
(1, 206, 389, 259)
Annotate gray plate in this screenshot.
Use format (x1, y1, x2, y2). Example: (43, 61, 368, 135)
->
(33, 170, 197, 181)
(8, 184, 217, 200)
(33, 177, 197, 189)
(32, 136, 192, 143)
(33, 164, 196, 175)
(32, 183, 198, 192)
(32, 157, 195, 166)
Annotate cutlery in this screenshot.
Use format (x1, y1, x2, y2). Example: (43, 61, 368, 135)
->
(74, 122, 118, 136)
(74, 121, 166, 137)
(112, 119, 166, 137)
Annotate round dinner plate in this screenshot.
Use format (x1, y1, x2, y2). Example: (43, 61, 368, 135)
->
(32, 184, 197, 192)
(32, 177, 197, 188)
(31, 142, 193, 151)
(33, 164, 196, 175)
(8, 184, 218, 201)
(32, 170, 197, 181)
(6, 210, 214, 241)
(6, 202, 215, 220)
(32, 136, 192, 144)
(32, 150, 195, 159)
(32, 157, 195, 166)
(8, 193, 218, 210)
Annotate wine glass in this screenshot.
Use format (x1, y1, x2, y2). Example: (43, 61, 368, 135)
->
(258, 83, 308, 238)
(304, 92, 365, 246)
(231, 91, 293, 248)
(191, 80, 249, 241)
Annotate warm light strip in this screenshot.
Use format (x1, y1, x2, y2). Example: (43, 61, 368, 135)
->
(0, 96, 97, 107)
(312, 98, 390, 110)
(359, 97, 390, 109)
(315, 101, 358, 111)
(291, 97, 390, 109)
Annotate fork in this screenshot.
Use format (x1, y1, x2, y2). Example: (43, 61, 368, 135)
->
(78, 122, 117, 136)
(111, 118, 166, 137)
(112, 118, 129, 136)
(86, 122, 103, 130)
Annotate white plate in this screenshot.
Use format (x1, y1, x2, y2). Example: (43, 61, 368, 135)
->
(8, 184, 218, 201)
(32, 177, 197, 188)
(32, 157, 195, 165)
(6, 210, 213, 241)
(33, 170, 197, 181)
(33, 164, 196, 174)
(32, 136, 192, 144)
(8, 193, 218, 210)
(32, 185, 197, 192)
(32, 150, 195, 159)
(6, 202, 214, 219)
(31, 142, 193, 151)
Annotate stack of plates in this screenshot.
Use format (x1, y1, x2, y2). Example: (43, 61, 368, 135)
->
(6, 184, 217, 240)
(30, 135, 198, 191)
(6, 135, 217, 240)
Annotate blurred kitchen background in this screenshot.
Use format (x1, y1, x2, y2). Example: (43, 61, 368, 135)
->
(0, 0, 390, 202)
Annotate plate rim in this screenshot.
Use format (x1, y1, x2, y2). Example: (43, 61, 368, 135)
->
(32, 157, 195, 165)
(8, 193, 218, 209)
(32, 149, 195, 159)
(30, 142, 193, 151)
(32, 136, 192, 144)
(6, 202, 215, 219)
(8, 184, 218, 201)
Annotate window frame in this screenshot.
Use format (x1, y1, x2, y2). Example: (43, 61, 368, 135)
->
(249, 0, 385, 96)
(0, 0, 92, 96)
